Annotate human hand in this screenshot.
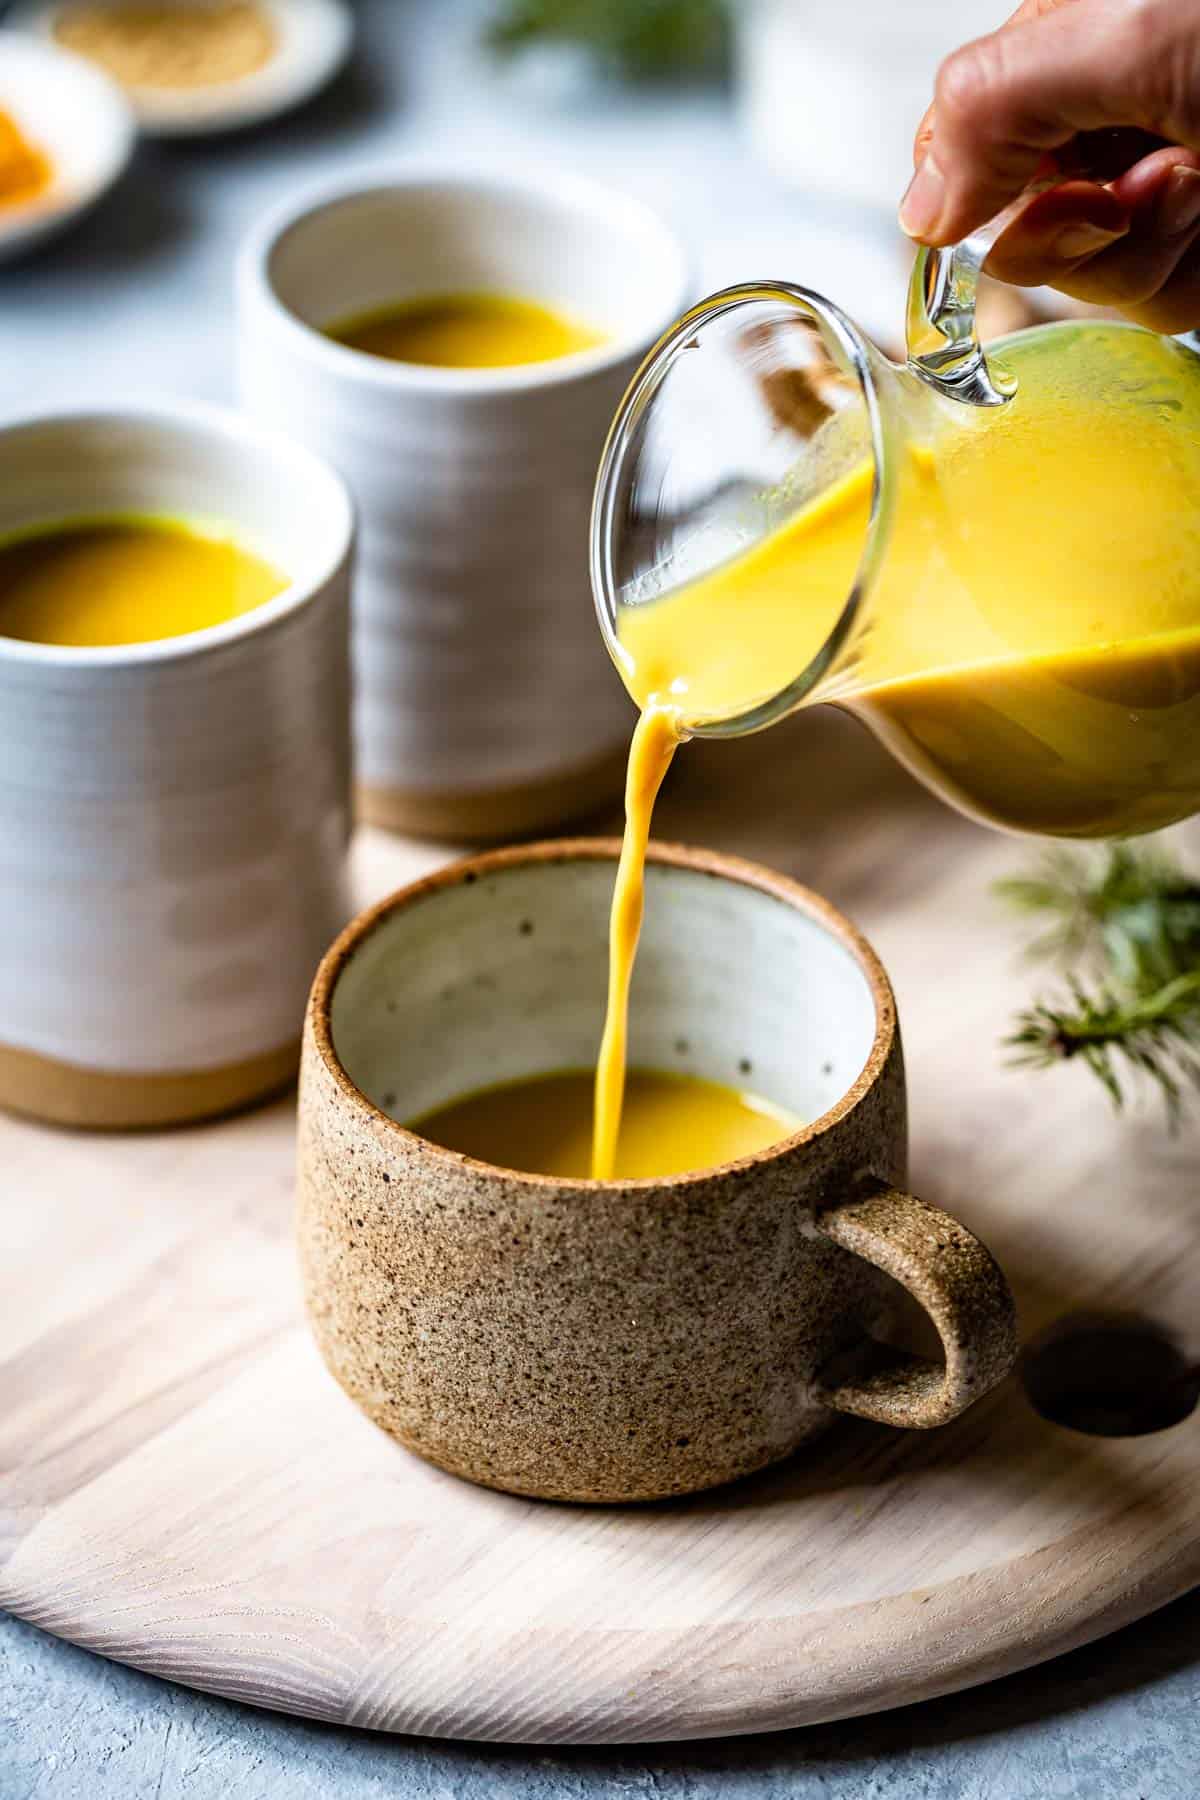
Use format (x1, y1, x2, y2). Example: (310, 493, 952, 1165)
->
(900, 0, 1200, 332)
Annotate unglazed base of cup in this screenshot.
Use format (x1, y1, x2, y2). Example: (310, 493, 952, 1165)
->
(0, 1038, 300, 1130)
(356, 745, 628, 844)
(312, 1354, 839, 1503)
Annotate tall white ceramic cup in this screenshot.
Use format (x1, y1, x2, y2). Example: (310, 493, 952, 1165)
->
(0, 404, 355, 1129)
(236, 164, 690, 841)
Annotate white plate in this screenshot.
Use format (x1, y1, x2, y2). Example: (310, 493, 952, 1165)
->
(0, 31, 135, 262)
(17, 0, 354, 138)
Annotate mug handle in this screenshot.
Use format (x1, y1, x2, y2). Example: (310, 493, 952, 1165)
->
(815, 1182, 1017, 1428)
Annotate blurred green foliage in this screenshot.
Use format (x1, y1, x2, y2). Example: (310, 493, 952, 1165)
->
(998, 842, 1200, 1125)
(486, 0, 731, 82)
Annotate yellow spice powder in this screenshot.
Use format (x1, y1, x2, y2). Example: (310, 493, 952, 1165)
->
(0, 109, 53, 210)
(53, 2, 275, 91)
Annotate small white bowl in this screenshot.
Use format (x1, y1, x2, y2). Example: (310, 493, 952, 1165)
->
(0, 31, 134, 262)
(18, 0, 353, 137)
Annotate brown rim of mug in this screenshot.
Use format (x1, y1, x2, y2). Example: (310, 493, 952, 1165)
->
(305, 837, 898, 1193)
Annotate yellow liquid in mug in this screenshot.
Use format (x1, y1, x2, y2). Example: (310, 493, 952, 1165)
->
(0, 517, 287, 647)
(593, 323, 1200, 1175)
(415, 1067, 798, 1181)
(326, 292, 607, 369)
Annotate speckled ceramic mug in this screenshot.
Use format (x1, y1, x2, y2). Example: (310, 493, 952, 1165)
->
(298, 841, 1016, 1503)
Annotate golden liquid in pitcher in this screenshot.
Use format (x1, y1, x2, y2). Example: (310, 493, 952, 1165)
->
(0, 516, 286, 647)
(326, 292, 606, 369)
(592, 322, 1200, 1176)
(415, 1067, 798, 1181)
(618, 323, 1200, 841)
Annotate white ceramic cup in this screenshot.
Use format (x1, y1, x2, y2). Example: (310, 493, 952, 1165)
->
(0, 404, 355, 1129)
(236, 164, 691, 841)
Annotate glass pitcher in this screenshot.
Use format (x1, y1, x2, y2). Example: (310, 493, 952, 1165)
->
(590, 235, 1200, 838)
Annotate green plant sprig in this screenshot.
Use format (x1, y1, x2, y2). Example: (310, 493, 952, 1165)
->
(997, 843, 1200, 1124)
(485, 0, 731, 82)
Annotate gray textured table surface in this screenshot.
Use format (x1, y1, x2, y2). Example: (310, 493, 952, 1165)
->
(1, 3, 1197, 1794)
(3, 1597, 1200, 1798)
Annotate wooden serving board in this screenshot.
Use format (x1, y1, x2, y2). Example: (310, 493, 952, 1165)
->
(2, 710, 1198, 1744)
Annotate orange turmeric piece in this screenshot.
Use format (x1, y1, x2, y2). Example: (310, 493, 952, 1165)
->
(0, 110, 53, 210)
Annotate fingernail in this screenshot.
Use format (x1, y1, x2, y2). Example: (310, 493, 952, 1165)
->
(1050, 221, 1127, 261)
(899, 156, 947, 240)
(1158, 164, 1200, 237)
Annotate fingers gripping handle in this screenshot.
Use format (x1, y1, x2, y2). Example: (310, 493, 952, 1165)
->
(816, 1183, 1017, 1428)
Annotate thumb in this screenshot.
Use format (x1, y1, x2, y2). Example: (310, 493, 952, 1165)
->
(900, 0, 1200, 245)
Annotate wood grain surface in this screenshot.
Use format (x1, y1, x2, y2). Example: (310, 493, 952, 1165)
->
(1, 709, 1198, 1744)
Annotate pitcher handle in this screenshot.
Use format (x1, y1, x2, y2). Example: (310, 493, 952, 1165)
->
(905, 234, 1018, 408)
(902, 177, 1066, 409)
(815, 1181, 1017, 1427)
